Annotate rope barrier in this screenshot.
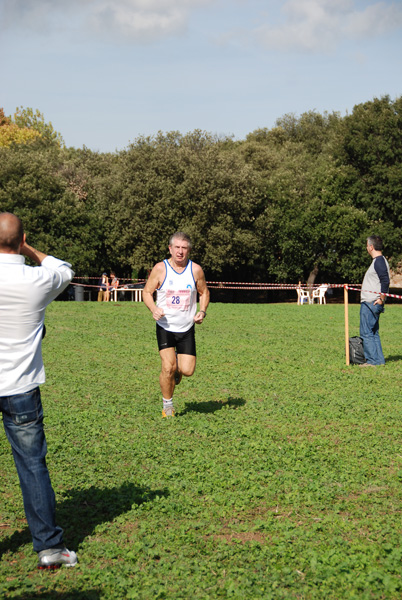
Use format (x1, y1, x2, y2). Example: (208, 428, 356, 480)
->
(205, 282, 352, 288)
(70, 278, 402, 299)
(70, 281, 352, 292)
(72, 277, 353, 289)
(71, 280, 146, 289)
(345, 285, 402, 300)
(72, 276, 145, 281)
(206, 283, 355, 290)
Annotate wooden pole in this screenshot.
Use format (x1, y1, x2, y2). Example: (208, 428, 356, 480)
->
(344, 285, 350, 366)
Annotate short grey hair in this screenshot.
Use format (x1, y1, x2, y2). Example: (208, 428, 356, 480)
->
(169, 231, 192, 249)
(367, 235, 383, 251)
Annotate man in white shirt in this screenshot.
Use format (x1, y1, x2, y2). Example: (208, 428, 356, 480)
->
(0, 212, 77, 569)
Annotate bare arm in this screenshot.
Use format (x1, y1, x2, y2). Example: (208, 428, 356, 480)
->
(19, 240, 74, 300)
(20, 242, 48, 265)
(143, 263, 166, 321)
(193, 264, 210, 324)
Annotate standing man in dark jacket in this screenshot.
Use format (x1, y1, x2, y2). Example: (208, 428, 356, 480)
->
(360, 235, 390, 366)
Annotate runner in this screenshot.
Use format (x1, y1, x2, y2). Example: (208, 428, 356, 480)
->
(143, 232, 210, 417)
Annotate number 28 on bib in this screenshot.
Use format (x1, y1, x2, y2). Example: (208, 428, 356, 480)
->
(166, 289, 191, 309)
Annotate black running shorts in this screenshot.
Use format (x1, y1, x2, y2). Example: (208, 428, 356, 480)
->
(156, 324, 196, 356)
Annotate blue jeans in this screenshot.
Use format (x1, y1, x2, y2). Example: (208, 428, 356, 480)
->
(0, 387, 64, 552)
(360, 301, 385, 365)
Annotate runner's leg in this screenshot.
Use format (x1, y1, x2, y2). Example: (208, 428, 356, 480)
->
(177, 354, 196, 378)
(159, 347, 177, 399)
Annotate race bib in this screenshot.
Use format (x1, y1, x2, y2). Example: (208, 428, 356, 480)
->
(166, 289, 191, 310)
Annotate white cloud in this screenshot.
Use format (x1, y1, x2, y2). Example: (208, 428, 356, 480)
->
(0, 0, 212, 42)
(343, 2, 402, 37)
(251, 0, 402, 52)
(89, 0, 193, 41)
(2, 0, 402, 48)
(89, 0, 190, 41)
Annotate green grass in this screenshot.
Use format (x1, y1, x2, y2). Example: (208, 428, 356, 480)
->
(1, 301, 402, 599)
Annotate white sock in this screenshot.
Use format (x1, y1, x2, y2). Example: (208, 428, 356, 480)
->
(163, 398, 174, 408)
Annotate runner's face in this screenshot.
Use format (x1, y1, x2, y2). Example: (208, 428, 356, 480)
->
(169, 238, 190, 266)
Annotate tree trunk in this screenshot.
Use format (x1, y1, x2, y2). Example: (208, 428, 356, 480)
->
(307, 265, 319, 292)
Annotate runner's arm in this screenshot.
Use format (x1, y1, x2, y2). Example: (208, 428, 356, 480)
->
(143, 263, 166, 321)
(193, 264, 210, 324)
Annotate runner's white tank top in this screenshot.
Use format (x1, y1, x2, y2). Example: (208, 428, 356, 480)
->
(156, 259, 197, 333)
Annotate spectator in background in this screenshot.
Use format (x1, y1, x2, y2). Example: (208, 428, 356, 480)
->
(97, 272, 108, 302)
(109, 272, 119, 301)
(360, 235, 390, 366)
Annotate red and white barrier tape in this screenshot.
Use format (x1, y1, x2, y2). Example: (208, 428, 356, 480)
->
(71, 280, 145, 289)
(70, 279, 402, 300)
(207, 282, 355, 288)
(206, 282, 356, 290)
(72, 278, 351, 289)
(73, 276, 145, 281)
(345, 285, 402, 300)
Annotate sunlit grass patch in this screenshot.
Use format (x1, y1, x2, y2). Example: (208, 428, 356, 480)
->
(1, 302, 402, 599)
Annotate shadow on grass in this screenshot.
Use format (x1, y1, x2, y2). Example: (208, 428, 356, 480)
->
(179, 397, 246, 416)
(0, 482, 168, 558)
(385, 355, 402, 363)
(6, 591, 100, 600)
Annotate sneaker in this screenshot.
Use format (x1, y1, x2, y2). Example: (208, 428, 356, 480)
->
(162, 405, 175, 418)
(37, 547, 78, 570)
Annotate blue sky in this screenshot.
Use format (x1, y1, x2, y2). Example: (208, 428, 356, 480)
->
(1, 0, 401, 153)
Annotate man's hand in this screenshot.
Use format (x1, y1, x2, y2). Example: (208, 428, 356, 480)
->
(20, 242, 48, 266)
(152, 307, 165, 321)
(194, 311, 206, 324)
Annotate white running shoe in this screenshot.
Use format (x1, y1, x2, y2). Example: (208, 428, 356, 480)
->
(37, 547, 78, 569)
(162, 405, 175, 418)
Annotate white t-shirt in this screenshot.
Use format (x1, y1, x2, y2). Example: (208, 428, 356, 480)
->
(0, 254, 74, 395)
(156, 260, 197, 333)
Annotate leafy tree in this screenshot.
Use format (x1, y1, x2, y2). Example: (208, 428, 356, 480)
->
(334, 95, 402, 270)
(0, 144, 100, 273)
(12, 107, 64, 147)
(274, 110, 342, 155)
(245, 112, 370, 283)
(0, 99, 400, 285)
(100, 130, 264, 279)
(0, 108, 40, 147)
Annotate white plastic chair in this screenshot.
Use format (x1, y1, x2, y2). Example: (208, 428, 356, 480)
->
(297, 286, 311, 305)
(312, 285, 328, 304)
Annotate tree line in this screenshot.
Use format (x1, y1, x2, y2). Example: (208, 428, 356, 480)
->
(0, 97, 401, 284)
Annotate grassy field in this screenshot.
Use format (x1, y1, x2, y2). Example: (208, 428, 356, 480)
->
(1, 301, 402, 599)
